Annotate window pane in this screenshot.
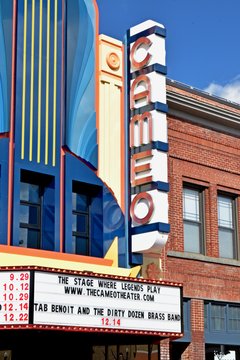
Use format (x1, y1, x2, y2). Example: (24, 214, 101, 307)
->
(19, 228, 40, 249)
(72, 187, 90, 255)
(72, 193, 88, 211)
(183, 188, 200, 221)
(229, 306, 240, 331)
(218, 195, 236, 259)
(211, 305, 225, 331)
(183, 299, 191, 332)
(27, 229, 40, 249)
(20, 204, 40, 226)
(218, 196, 233, 228)
(184, 222, 200, 253)
(72, 213, 87, 234)
(72, 236, 88, 255)
(219, 228, 234, 258)
(19, 228, 28, 247)
(204, 303, 208, 329)
(20, 183, 40, 203)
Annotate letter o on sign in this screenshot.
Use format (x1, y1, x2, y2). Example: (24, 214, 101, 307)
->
(130, 192, 154, 225)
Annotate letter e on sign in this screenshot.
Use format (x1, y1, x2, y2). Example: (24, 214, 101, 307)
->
(130, 75, 151, 109)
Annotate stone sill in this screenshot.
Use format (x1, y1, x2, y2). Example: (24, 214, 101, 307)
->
(167, 250, 240, 267)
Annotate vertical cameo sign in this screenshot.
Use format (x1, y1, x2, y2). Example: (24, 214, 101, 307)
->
(126, 20, 170, 255)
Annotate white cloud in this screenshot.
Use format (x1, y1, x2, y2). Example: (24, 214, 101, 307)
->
(204, 76, 240, 104)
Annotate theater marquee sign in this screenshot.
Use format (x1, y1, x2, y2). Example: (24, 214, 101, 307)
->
(0, 267, 183, 336)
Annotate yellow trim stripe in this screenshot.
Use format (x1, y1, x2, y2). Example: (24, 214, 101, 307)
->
(29, 0, 35, 161)
(21, 0, 28, 159)
(45, 0, 50, 165)
(52, 0, 57, 166)
(37, 0, 43, 163)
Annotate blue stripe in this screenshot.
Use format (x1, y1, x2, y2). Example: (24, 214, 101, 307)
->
(46, 0, 55, 165)
(39, 0, 47, 164)
(24, 0, 32, 160)
(130, 63, 167, 79)
(152, 140, 168, 152)
(0, 1, 11, 132)
(127, 25, 166, 44)
(32, 0, 40, 162)
(131, 222, 170, 235)
(130, 253, 143, 264)
(55, 2, 62, 165)
(14, 0, 24, 160)
(131, 101, 168, 116)
(131, 181, 170, 194)
(131, 141, 168, 154)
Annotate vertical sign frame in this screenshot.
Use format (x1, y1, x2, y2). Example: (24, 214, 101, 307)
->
(126, 20, 170, 260)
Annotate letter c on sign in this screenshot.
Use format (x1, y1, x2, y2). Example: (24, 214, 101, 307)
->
(130, 192, 154, 225)
(130, 37, 152, 70)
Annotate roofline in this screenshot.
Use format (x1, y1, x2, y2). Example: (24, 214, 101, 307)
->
(166, 78, 240, 109)
(166, 78, 240, 137)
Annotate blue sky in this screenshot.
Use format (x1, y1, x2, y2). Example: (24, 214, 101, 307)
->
(96, 0, 240, 104)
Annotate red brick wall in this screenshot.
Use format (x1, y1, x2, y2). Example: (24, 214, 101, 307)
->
(160, 339, 170, 360)
(162, 85, 240, 359)
(182, 299, 205, 360)
(164, 112, 240, 301)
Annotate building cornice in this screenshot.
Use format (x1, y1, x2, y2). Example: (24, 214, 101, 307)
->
(166, 79, 240, 137)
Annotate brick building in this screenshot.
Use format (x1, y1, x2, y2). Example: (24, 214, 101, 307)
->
(161, 79, 240, 359)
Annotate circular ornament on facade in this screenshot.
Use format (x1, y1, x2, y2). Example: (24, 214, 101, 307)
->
(106, 52, 120, 70)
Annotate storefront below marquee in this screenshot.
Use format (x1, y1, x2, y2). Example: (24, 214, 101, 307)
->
(0, 330, 173, 360)
(2, 333, 240, 359)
